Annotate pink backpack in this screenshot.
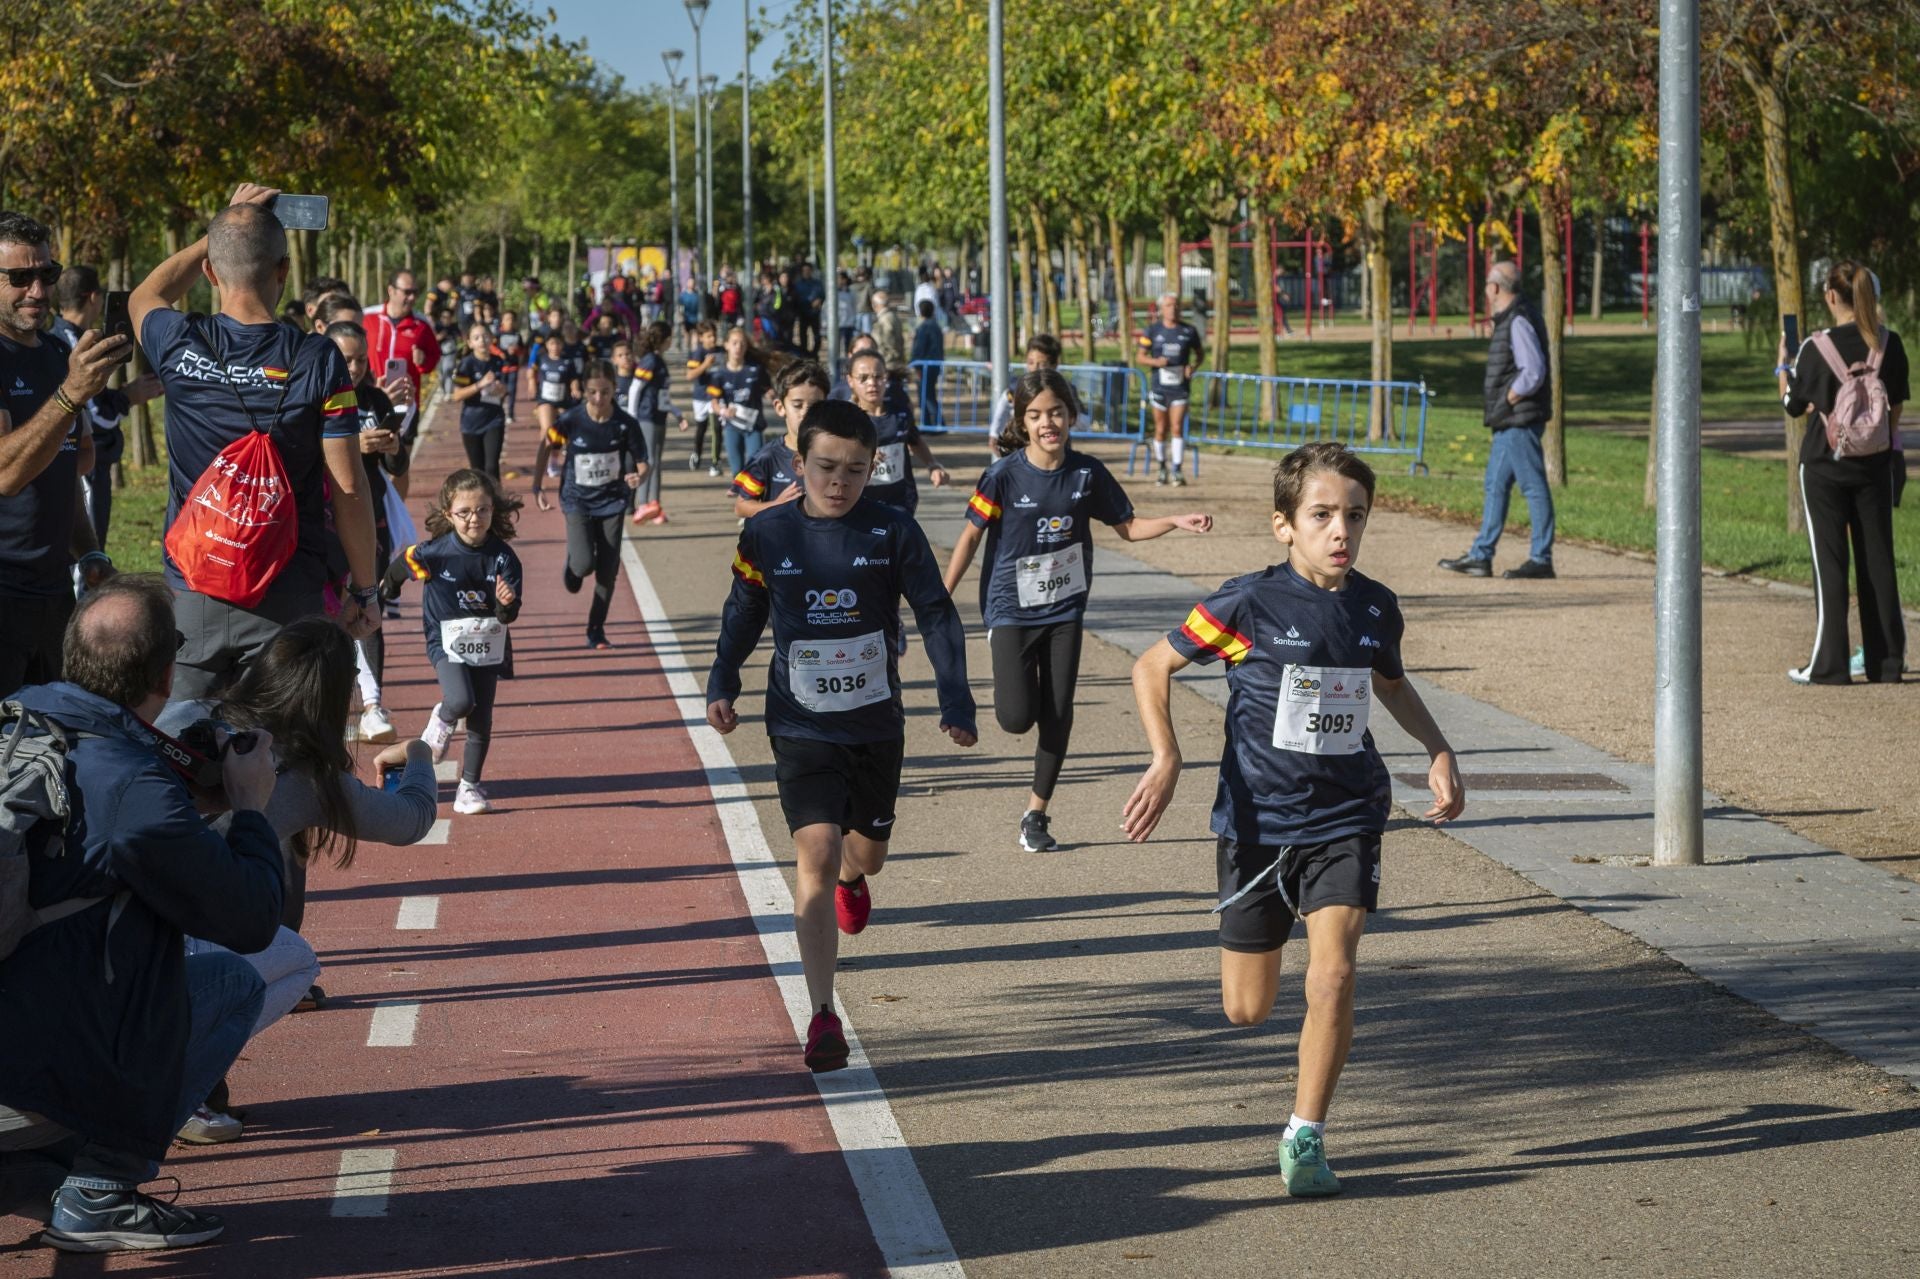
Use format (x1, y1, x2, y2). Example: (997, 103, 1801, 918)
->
(1810, 331, 1892, 457)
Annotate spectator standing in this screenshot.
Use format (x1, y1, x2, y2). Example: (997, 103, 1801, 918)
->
(793, 263, 824, 356)
(911, 299, 946, 427)
(362, 270, 441, 405)
(51, 265, 162, 550)
(129, 183, 382, 699)
(869, 289, 909, 381)
(1438, 260, 1556, 580)
(0, 214, 125, 695)
(1778, 260, 1909, 684)
(835, 270, 856, 357)
(0, 575, 283, 1252)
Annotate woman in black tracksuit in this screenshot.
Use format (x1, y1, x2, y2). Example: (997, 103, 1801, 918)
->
(1778, 260, 1908, 684)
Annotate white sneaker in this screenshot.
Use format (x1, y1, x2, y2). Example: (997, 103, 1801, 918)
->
(358, 704, 396, 744)
(453, 781, 491, 815)
(422, 704, 453, 763)
(176, 1106, 242, 1146)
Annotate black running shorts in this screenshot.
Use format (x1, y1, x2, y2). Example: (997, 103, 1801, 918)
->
(770, 735, 905, 841)
(1214, 833, 1380, 954)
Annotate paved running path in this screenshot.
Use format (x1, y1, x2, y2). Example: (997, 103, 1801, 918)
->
(0, 402, 888, 1277)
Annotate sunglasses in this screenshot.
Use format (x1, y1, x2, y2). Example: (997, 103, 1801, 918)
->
(1, 262, 62, 289)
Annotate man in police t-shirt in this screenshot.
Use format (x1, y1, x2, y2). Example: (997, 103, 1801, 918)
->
(131, 184, 380, 699)
(0, 212, 127, 696)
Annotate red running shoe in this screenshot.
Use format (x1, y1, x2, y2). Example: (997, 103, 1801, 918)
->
(835, 876, 871, 935)
(804, 1008, 849, 1073)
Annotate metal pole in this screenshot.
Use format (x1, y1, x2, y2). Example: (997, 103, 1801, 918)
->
(691, 13, 713, 294)
(703, 76, 717, 296)
(741, 0, 755, 326)
(809, 166, 818, 269)
(821, 0, 840, 368)
(987, 0, 1011, 405)
(663, 53, 684, 318)
(1654, 0, 1703, 866)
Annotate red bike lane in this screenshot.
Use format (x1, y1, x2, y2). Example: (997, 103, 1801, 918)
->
(0, 406, 888, 1278)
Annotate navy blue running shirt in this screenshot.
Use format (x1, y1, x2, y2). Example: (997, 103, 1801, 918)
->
(708, 497, 975, 745)
(1138, 320, 1204, 401)
(1168, 563, 1406, 847)
(455, 352, 508, 435)
(396, 531, 525, 675)
(863, 406, 922, 514)
(729, 438, 801, 505)
(0, 329, 83, 596)
(965, 448, 1133, 628)
(549, 403, 649, 517)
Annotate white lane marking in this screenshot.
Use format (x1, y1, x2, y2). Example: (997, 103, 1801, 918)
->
(395, 896, 440, 930)
(419, 818, 451, 845)
(434, 759, 458, 783)
(621, 542, 966, 1278)
(330, 1149, 396, 1217)
(366, 1000, 420, 1048)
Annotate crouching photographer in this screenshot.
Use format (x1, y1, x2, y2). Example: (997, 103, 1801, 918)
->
(0, 575, 284, 1254)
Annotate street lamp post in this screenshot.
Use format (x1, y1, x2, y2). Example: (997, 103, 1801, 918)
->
(741, 0, 755, 327)
(821, 0, 839, 367)
(662, 50, 685, 313)
(686, 0, 714, 296)
(988, 0, 1011, 404)
(702, 73, 719, 302)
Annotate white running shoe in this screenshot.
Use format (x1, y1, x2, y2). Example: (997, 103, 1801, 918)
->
(176, 1106, 242, 1146)
(453, 781, 491, 815)
(358, 704, 396, 744)
(422, 704, 453, 763)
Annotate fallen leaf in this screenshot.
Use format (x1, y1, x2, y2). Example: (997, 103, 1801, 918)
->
(1123, 1254, 1154, 1261)
(358, 1128, 382, 1136)
(871, 994, 907, 1003)
(1570, 855, 1601, 864)
(1635, 1197, 1656, 1207)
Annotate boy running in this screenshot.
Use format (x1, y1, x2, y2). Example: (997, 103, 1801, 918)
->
(707, 400, 977, 1073)
(729, 359, 826, 519)
(1122, 441, 1464, 1196)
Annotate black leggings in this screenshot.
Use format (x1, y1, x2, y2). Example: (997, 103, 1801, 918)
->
(689, 411, 725, 466)
(462, 426, 505, 480)
(565, 511, 625, 634)
(990, 621, 1084, 802)
(435, 661, 501, 784)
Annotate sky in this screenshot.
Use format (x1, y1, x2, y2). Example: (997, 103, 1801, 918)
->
(545, 0, 801, 92)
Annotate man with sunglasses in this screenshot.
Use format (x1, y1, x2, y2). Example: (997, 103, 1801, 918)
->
(362, 269, 440, 404)
(0, 213, 129, 698)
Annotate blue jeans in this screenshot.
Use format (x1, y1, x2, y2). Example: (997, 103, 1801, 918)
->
(724, 423, 763, 476)
(1469, 424, 1555, 565)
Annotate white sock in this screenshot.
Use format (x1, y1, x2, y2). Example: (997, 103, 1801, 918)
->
(1283, 1114, 1325, 1142)
(1170, 437, 1185, 469)
(1150, 439, 1164, 462)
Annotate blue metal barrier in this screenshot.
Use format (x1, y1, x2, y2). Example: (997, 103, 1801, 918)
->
(907, 360, 1151, 443)
(1137, 371, 1430, 476)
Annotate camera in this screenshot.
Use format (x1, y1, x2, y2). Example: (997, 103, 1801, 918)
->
(156, 718, 259, 802)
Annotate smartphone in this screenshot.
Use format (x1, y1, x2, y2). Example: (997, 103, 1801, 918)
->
(102, 289, 134, 362)
(1782, 313, 1799, 359)
(382, 768, 405, 793)
(271, 194, 330, 231)
(384, 357, 409, 385)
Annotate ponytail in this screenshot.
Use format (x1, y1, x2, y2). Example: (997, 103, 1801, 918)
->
(1826, 260, 1882, 353)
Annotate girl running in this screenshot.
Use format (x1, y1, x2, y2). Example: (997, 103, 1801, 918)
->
(707, 399, 977, 1073)
(708, 324, 772, 480)
(451, 321, 509, 480)
(534, 360, 650, 649)
(1122, 441, 1464, 1197)
(528, 331, 580, 454)
(730, 359, 825, 519)
(382, 469, 526, 816)
(944, 369, 1211, 851)
(628, 321, 676, 525)
(845, 347, 951, 514)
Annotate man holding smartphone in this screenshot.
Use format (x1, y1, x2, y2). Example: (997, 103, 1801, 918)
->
(52, 266, 163, 548)
(0, 214, 129, 697)
(364, 269, 440, 406)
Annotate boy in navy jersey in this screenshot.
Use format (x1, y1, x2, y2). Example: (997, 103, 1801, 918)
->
(729, 359, 825, 519)
(707, 399, 977, 1073)
(1123, 441, 1464, 1197)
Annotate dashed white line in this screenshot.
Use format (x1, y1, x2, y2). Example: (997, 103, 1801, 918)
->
(366, 1000, 420, 1047)
(622, 542, 967, 1278)
(419, 818, 451, 845)
(395, 896, 440, 930)
(330, 1149, 396, 1217)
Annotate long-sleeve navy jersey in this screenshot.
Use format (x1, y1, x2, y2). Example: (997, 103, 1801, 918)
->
(707, 497, 976, 744)
(383, 531, 525, 675)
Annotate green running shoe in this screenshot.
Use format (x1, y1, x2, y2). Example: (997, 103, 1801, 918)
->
(1279, 1127, 1342, 1197)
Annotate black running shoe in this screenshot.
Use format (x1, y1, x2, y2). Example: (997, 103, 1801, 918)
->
(43, 1184, 225, 1253)
(1019, 810, 1058, 852)
(1437, 554, 1492, 577)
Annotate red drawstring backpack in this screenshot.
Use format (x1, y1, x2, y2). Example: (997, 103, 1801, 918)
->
(164, 321, 297, 608)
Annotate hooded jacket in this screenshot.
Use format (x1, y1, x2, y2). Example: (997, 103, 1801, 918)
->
(0, 682, 283, 1159)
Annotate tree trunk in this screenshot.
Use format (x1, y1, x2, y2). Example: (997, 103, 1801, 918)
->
(1161, 210, 1180, 300)
(1110, 205, 1135, 363)
(1131, 229, 1147, 301)
(1070, 212, 1096, 365)
(1208, 218, 1232, 377)
(349, 231, 361, 304)
(1015, 219, 1035, 347)
(1362, 197, 1393, 438)
(288, 231, 305, 301)
(566, 234, 579, 308)
(530, 232, 542, 283)
(425, 244, 436, 291)
(1029, 206, 1057, 336)
(1742, 60, 1807, 532)
(1537, 189, 1569, 487)
(497, 232, 508, 292)
(1252, 208, 1276, 425)
(1590, 210, 1605, 322)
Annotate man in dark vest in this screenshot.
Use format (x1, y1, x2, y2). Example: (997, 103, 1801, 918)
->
(1439, 259, 1556, 579)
